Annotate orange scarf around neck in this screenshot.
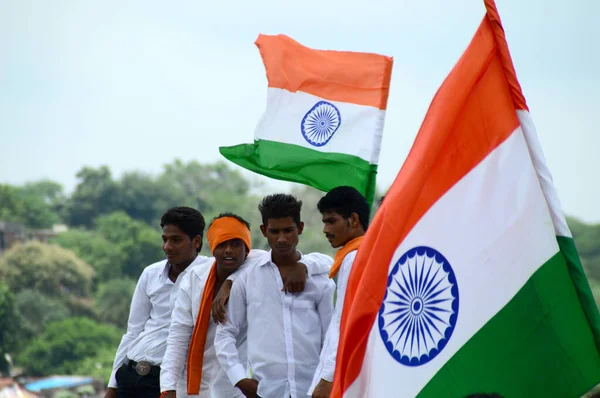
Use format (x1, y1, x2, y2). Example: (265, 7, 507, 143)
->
(186, 261, 216, 394)
(329, 236, 363, 278)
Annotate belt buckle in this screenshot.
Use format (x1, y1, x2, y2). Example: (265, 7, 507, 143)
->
(135, 361, 152, 376)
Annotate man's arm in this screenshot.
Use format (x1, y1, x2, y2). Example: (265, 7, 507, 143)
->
(214, 273, 250, 390)
(317, 278, 336, 346)
(107, 269, 152, 388)
(160, 272, 196, 393)
(301, 252, 334, 277)
(315, 253, 356, 396)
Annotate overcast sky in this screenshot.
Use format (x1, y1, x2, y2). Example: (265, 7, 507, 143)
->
(1, 0, 598, 222)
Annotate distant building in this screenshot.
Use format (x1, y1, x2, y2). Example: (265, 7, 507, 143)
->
(0, 222, 67, 255)
(0, 222, 26, 255)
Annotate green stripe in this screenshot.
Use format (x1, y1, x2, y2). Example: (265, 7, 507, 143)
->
(417, 247, 600, 398)
(559, 236, 600, 352)
(219, 140, 377, 205)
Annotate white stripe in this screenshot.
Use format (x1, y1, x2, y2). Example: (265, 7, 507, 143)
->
(254, 88, 385, 164)
(345, 127, 559, 397)
(517, 110, 571, 238)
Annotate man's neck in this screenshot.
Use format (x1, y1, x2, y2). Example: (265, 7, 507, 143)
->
(169, 255, 197, 281)
(272, 250, 301, 267)
(216, 266, 232, 283)
(342, 232, 365, 247)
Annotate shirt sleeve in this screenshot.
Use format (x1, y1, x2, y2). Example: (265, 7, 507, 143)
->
(315, 251, 357, 382)
(226, 249, 267, 282)
(108, 269, 152, 388)
(160, 272, 196, 392)
(214, 271, 249, 387)
(301, 252, 334, 277)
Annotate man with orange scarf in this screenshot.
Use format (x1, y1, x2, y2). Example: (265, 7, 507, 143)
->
(160, 212, 333, 398)
(308, 186, 370, 398)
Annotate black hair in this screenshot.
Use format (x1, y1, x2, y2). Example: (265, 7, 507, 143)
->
(317, 186, 370, 231)
(160, 206, 205, 252)
(209, 212, 251, 230)
(258, 193, 302, 227)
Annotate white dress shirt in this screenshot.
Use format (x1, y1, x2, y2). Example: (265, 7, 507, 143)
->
(108, 255, 209, 388)
(215, 250, 335, 398)
(308, 250, 357, 395)
(161, 250, 333, 398)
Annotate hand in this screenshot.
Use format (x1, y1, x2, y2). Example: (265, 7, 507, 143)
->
(282, 262, 308, 293)
(312, 379, 333, 398)
(161, 391, 176, 398)
(104, 388, 117, 398)
(212, 280, 232, 324)
(235, 378, 258, 398)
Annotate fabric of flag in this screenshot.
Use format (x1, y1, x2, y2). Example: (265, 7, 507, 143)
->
(219, 34, 393, 204)
(331, 1, 600, 397)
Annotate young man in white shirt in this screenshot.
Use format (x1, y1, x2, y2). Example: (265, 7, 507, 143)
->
(105, 207, 316, 398)
(215, 194, 336, 398)
(106, 206, 207, 398)
(308, 186, 369, 398)
(159, 213, 332, 398)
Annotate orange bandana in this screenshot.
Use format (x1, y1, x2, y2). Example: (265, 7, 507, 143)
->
(186, 217, 251, 395)
(329, 236, 363, 279)
(207, 216, 252, 253)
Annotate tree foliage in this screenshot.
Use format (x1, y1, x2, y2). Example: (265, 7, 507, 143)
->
(0, 183, 60, 228)
(17, 317, 122, 376)
(51, 229, 125, 281)
(94, 212, 164, 278)
(15, 289, 71, 340)
(0, 241, 95, 298)
(0, 283, 20, 374)
(94, 278, 136, 328)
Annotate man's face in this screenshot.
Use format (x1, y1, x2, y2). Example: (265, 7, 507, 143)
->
(322, 211, 353, 248)
(260, 217, 304, 257)
(162, 224, 199, 266)
(213, 238, 248, 275)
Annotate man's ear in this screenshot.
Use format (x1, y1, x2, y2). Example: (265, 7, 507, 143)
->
(260, 224, 267, 237)
(350, 213, 360, 228)
(297, 221, 305, 235)
(194, 236, 203, 252)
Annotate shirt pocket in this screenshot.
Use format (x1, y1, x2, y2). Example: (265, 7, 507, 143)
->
(293, 299, 319, 334)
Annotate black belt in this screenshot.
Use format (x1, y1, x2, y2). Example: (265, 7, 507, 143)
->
(124, 358, 160, 377)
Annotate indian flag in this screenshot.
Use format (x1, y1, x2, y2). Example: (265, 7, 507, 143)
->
(219, 34, 393, 204)
(332, 1, 600, 397)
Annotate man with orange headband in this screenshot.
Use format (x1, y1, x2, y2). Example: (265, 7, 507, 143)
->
(309, 186, 369, 398)
(160, 212, 333, 398)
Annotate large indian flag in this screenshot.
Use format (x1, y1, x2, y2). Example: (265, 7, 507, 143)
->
(332, 1, 600, 397)
(219, 34, 393, 204)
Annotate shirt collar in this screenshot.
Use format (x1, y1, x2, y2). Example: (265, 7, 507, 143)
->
(158, 254, 207, 281)
(258, 249, 304, 266)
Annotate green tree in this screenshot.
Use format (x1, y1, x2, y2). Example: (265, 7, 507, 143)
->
(15, 289, 70, 340)
(51, 229, 125, 281)
(0, 283, 20, 374)
(94, 212, 164, 278)
(94, 278, 136, 328)
(0, 241, 95, 299)
(17, 317, 122, 376)
(77, 346, 118, 385)
(118, 171, 174, 225)
(64, 166, 121, 227)
(20, 179, 67, 222)
(0, 184, 60, 229)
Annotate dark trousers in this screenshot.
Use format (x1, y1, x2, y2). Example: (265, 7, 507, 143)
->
(115, 363, 160, 398)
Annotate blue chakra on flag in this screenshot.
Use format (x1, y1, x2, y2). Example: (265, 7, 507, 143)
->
(300, 101, 341, 147)
(378, 246, 459, 367)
